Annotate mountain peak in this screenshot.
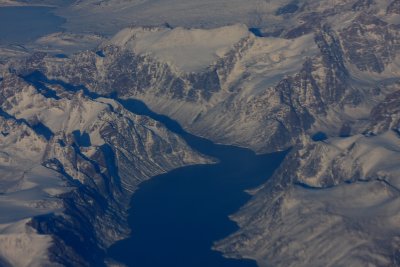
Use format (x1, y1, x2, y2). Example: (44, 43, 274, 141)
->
(108, 24, 251, 72)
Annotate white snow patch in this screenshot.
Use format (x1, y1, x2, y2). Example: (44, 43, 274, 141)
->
(230, 33, 319, 96)
(34, 32, 105, 54)
(0, 219, 53, 267)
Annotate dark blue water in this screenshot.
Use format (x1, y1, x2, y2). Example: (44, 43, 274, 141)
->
(0, 6, 65, 44)
(312, 131, 328, 142)
(21, 72, 287, 267)
(249, 27, 264, 37)
(108, 99, 287, 267)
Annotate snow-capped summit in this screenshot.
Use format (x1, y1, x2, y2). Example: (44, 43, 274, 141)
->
(109, 24, 250, 72)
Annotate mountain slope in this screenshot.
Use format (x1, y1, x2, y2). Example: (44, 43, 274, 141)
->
(216, 112, 400, 267)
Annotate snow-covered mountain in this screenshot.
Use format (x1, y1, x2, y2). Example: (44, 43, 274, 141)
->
(0, 72, 210, 266)
(216, 117, 400, 267)
(15, 3, 399, 153)
(1, 0, 400, 266)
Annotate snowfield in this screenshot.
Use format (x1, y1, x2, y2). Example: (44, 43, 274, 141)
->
(0, 219, 53, 267)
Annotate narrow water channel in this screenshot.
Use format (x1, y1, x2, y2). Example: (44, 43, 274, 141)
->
(21, 72, 287, 267)
(108, 99, 287, 267)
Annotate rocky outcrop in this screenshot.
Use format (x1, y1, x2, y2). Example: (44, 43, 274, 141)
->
(340, 13, 400, 73)
(368, 89, 400, 134)
(387, 0, 400, 14)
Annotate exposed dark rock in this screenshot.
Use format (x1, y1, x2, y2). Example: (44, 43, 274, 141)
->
(340, 13, 400, 73)
(387, 0, 400, 14)
(276, 2, 299, 16)
(352, 0, 374, 11)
